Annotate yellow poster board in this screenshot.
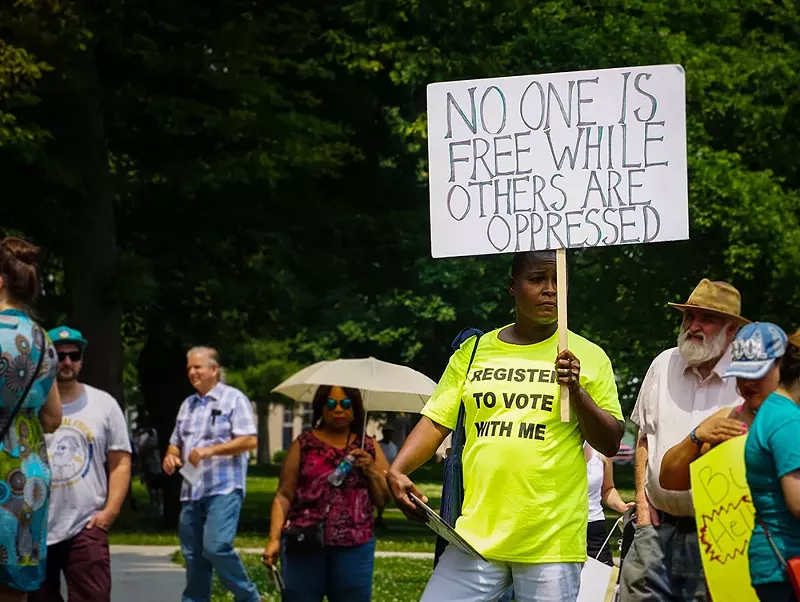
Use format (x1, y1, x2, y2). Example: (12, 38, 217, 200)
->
(690, 436, 758, 602)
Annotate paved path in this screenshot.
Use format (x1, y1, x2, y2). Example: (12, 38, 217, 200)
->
(109, 545, 619, 601)
(108, 545, 434, 602)
(111, 546, 185, 602)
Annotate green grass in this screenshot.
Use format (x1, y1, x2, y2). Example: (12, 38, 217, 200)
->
(112, 459, 635, 556)
(111, 461, 446, 553)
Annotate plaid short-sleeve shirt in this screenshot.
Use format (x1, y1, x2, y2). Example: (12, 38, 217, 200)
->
(169, 382, 257, 501)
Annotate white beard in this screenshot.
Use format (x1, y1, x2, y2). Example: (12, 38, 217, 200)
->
(678, 326, 730, 366)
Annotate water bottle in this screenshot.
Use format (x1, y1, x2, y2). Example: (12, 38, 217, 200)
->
(328, 454, 355, 486)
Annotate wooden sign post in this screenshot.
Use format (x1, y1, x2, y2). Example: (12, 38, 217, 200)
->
(690, 437, 758, 602)
(557, 248, 570, 422)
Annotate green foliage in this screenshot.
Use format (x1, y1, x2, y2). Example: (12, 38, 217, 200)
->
(208, 555, 432, 601)
(317, 0, 800, 411)
(0, 0, 798, 417)
(271, 450, 289, 465)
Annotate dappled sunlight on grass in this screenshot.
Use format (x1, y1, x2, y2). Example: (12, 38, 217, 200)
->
(111, 459, 634, 557)
(111, 461, 449, 553)
(190, 554, 433, 601)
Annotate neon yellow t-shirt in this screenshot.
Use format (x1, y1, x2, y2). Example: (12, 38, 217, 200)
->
(421, 326, 623, 563)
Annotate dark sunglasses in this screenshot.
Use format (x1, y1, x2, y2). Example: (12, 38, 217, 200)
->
(325, 397, 352, 411)
(57, 351, 82, 363)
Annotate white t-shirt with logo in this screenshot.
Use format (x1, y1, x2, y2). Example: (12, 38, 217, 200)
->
(46, 384, 132, 545)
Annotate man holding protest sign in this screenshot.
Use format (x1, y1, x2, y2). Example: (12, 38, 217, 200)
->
(387, 250, 624, 602)
(619, 279, 747, 601)
(416, 64, 689, 601)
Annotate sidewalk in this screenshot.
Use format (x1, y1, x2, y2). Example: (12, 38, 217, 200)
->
(109, 545, 618, 601)
(109, 545, 434, 602)
(111, 546, 185, 602)
(239, 547, 434, 559)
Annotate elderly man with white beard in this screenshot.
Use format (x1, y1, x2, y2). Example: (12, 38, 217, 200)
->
(619, 280, 748, 602)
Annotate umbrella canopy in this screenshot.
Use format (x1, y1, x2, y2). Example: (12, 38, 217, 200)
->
(271, 357, 436, 413)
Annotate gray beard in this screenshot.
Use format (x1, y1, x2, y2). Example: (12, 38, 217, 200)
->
(57, 370, 78, 383)
(678, 328, 729, 367)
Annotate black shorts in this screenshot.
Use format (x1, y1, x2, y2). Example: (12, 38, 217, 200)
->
(587, 519, 613, 566)
(143, 472, 165, 490)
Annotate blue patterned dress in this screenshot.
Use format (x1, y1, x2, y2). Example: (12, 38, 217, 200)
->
(0, 309, 57, 591)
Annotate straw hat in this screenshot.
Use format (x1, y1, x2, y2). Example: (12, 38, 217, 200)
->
(668, 279, 749, 324)
(789, 329, 800, 349)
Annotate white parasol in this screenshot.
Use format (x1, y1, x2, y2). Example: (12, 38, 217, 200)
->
(271, 357, 436, 447)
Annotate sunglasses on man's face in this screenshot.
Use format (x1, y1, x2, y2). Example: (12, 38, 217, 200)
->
(325, 397, 352, 411)
(57, 351, 82, 363)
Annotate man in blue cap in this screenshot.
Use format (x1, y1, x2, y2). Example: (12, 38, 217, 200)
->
(29, 326, 132, 602)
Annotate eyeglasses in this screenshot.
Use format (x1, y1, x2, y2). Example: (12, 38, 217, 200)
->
(325, 398, 352, 411)
(57, 351, 82, 363)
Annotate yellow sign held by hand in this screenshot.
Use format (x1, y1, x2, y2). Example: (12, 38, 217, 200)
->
(690, 436, 758, 602)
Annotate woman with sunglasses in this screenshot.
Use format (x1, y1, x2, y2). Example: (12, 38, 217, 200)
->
(0, 237, 62, 601)
(262, 385, 390, 602)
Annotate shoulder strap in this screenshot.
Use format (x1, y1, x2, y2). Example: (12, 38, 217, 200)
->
(757, 514, 788, 569)
(0, 325, 46, 442)
(451, 327, 483, 351)
(450, 332, 482, 454)
(433, 329, 483, 567)
(596, 516, 624, 560)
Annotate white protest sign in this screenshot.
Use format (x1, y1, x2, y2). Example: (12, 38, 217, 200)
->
(427, 65, 688, 258)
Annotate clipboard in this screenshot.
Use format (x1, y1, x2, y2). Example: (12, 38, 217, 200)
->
(409, 493, 486, 561)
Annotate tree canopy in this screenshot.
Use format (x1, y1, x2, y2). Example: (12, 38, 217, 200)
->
(1, 0, 798, 420)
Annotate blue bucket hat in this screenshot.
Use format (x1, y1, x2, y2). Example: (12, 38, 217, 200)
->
(723, 322, 787, 380)
(47, 325, 88, 350)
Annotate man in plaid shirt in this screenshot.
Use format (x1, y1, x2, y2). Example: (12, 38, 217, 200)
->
(163, 346, 261, 602)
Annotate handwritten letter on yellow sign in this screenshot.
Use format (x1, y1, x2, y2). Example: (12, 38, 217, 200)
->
(690, 436, 758, 602)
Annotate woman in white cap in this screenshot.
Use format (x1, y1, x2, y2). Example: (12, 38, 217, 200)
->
(737, 326, 800, 602)
(657, 322, 781, 492)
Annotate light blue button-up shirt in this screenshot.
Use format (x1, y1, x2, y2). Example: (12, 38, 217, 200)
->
(169, 382, 257, 501)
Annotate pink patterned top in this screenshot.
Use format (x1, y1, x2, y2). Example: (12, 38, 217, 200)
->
(284, 431, 375, 547)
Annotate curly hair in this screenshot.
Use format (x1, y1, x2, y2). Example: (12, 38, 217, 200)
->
(780, 342, 800, 389)
(0, 237, 41, 304)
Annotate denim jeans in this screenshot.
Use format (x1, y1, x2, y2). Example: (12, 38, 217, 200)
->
(179, 490, 260, 602)
(281, 538, 375, 602)
(619, 523, 706, 601)
(755, 581, 797, 602)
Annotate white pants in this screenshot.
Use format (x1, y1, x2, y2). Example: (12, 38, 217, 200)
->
(421, 546, 582, 602)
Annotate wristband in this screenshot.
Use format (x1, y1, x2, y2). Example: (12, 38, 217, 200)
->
(690, 428, 702, 446)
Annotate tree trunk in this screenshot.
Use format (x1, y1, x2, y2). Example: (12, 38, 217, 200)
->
(59, 42, 122, 403)
(137, 331, 193, 529)
(256, 401, 269, 464)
